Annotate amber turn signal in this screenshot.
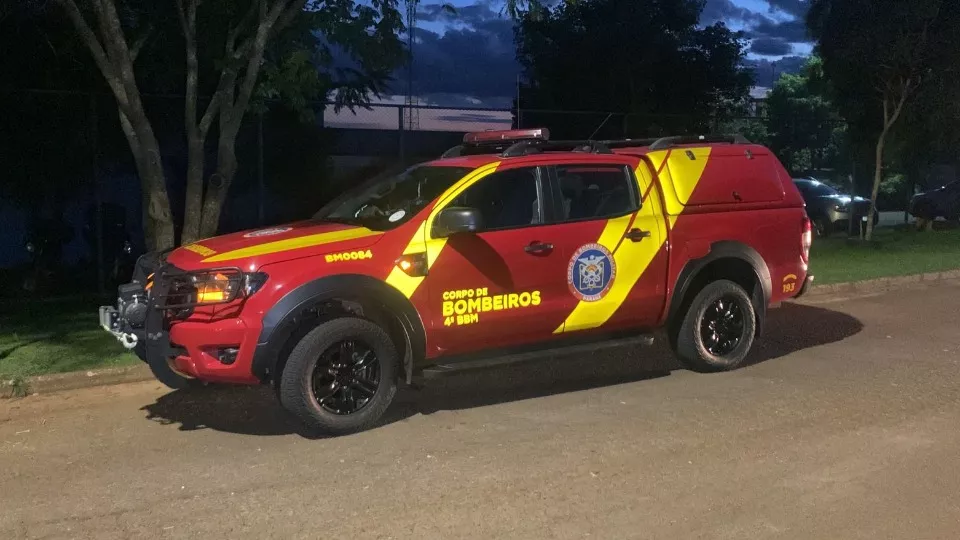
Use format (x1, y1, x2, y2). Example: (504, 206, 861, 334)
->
(396, 253, 429, 277)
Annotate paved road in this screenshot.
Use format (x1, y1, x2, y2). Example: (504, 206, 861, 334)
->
(3, 283, 960, 539)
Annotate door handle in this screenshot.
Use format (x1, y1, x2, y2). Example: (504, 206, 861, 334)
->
(524, 241, 554, 255)
(624, 228, 651, 242)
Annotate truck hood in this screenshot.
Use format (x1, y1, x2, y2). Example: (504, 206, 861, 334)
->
(165, 220, 384, 270)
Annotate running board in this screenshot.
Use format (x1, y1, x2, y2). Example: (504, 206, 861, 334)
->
(420, 334, 655, 379)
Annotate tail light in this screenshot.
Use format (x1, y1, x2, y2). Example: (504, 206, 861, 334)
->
(801, 215, 812, 269)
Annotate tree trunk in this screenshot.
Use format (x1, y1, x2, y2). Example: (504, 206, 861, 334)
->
(866, 128, 888, 242)
(181, 135, 205, 244)
(198, 142, 238, 238)
(117, 108, 175, 251)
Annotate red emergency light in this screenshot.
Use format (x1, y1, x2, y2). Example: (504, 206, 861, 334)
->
(463, 128, 550, 144)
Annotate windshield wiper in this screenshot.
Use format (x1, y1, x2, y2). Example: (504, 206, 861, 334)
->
(311, 216, 361, 226)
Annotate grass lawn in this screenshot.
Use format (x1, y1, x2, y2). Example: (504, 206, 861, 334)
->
(0, 296, 138, 381)
(811, 226, 960, 284)
(2, 226, 959, 380)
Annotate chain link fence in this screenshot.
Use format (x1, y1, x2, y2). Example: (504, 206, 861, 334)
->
(1, 89, 784, 288)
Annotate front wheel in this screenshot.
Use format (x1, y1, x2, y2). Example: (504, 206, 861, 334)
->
(279, 318, 398, 436)
(675, 280, 758, 373)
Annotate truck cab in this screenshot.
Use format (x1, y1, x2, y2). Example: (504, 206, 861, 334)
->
(100, 129, 813, 435)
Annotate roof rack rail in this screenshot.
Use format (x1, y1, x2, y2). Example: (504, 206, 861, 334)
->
(501, 140, 613, 158)
(599, 138, 662, 149)
(647, 134, 751, 151)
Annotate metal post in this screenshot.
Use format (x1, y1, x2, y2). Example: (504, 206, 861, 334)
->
(90, 92, 104, 295)
(257, 111, 265, 226)
(398, 105, 405, 161)
(848, 165, 856, 237)
(515, 73, 521, 129)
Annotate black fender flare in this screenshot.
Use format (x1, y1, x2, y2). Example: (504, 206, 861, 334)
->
(251, 274, 426, 383)
(667, 240, 772, 335)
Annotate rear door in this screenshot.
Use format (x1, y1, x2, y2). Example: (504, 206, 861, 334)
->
(544, 160, 668, 335)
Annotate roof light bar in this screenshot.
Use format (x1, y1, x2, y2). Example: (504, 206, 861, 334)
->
(463, 128, 550, 144)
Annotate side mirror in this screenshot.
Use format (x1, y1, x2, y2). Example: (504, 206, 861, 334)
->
(433, 207, 483, 238)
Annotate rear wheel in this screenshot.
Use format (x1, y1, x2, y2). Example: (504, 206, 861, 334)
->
(813, 217, 830, 238)
(675, 280, 757, 373)
(279, 318, 398, 436)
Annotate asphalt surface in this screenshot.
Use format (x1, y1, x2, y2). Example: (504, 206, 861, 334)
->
(2, 283, 960, 539)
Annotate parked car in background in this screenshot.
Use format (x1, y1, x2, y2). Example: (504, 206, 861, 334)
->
(793, 178, 877, 237)
(909, 180, 960, 223)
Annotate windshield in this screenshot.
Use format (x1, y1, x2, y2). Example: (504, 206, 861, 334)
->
(313, 165, 473, 230)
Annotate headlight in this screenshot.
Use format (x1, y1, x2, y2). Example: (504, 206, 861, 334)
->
(833, 203, 849, 212)
(188, 271, 268, 304)
(191, 272, 240, 304)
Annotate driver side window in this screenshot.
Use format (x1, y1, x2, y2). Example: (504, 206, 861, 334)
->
(451, 167, 544, 231)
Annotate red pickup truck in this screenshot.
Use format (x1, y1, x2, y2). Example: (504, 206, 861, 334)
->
(100, 129, 813, 435)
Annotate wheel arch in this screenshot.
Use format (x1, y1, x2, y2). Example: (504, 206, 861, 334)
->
(666, 240, 772, 347)
(251, 274, 426, 385)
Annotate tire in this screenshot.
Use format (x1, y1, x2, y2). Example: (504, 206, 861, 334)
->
(675, 280, 758, 373)
(813, 217, 830, 238)
(279, 318, 398, 436)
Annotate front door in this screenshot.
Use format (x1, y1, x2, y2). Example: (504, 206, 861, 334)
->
(424, 165, 570, 356)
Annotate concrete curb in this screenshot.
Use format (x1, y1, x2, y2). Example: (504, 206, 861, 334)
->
(1, 364, 153, 398)
(3, 269, 960, 397)
(803, 269, 960, 298)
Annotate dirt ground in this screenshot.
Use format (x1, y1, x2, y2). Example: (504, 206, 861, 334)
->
(2, 283, 960, 539)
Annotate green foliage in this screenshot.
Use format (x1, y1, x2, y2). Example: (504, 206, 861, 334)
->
(515, 0, 752, 137)
(764, 56, 847, 175)
(811, 227, 960, 284)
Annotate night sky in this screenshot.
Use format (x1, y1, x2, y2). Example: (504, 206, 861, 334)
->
(403, 0, 813, 106)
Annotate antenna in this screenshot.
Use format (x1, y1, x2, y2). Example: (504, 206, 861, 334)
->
(587, 113, 614, 141)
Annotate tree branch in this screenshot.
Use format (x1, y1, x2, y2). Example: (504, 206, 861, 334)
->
(226, 0, 261, 57)
(276, 0, 307, 32)
(178, 0, 200, 135)
(55, 0, 114, 79)
(129, 23, 153, 62)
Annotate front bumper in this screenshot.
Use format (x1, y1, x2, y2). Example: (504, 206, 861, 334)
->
(97, 255, 261, 386)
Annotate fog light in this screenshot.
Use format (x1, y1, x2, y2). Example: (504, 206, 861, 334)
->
(217, 347, 239, 365)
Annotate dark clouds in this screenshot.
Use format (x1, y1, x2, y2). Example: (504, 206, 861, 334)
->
(403, 1, 814, 101)
(703, 0, 811, 57)
(763, 0, 810, 18)
(749, 36, 793, 56)
(702, 0, 765, 25)
(391, 1, 519, 104)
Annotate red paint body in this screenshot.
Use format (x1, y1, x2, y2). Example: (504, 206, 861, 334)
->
(153, 142, 810, 385)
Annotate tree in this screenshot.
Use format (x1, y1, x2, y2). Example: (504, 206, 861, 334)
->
(765, 56, 846, 175)
(515, 0, 752, 138)
(54, 0, 404, 250)
(808, 0, 959, 240)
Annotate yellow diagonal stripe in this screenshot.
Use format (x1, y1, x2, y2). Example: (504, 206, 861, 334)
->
(385, 162, 501, 300)
(555, 213, 638, 333)
(556, 151, 712, 333)
(201, 227, 381, 263)
(653, 148, 712, 217)
(385, 221, 443, 299)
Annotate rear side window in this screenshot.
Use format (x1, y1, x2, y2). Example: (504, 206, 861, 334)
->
(554, 164, 639, 222)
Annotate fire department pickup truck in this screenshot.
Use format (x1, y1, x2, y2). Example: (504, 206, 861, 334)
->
(99, 129, 814, 435)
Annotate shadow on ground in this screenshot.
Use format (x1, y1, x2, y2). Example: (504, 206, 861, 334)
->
(141, 301, 862, 437)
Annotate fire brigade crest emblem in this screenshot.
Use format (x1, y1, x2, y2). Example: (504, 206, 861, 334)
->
(567, 243, 616, 302)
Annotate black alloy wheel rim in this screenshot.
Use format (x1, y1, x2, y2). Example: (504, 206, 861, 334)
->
(700, 295, 746, 357)
(311, 340, 381, 415)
